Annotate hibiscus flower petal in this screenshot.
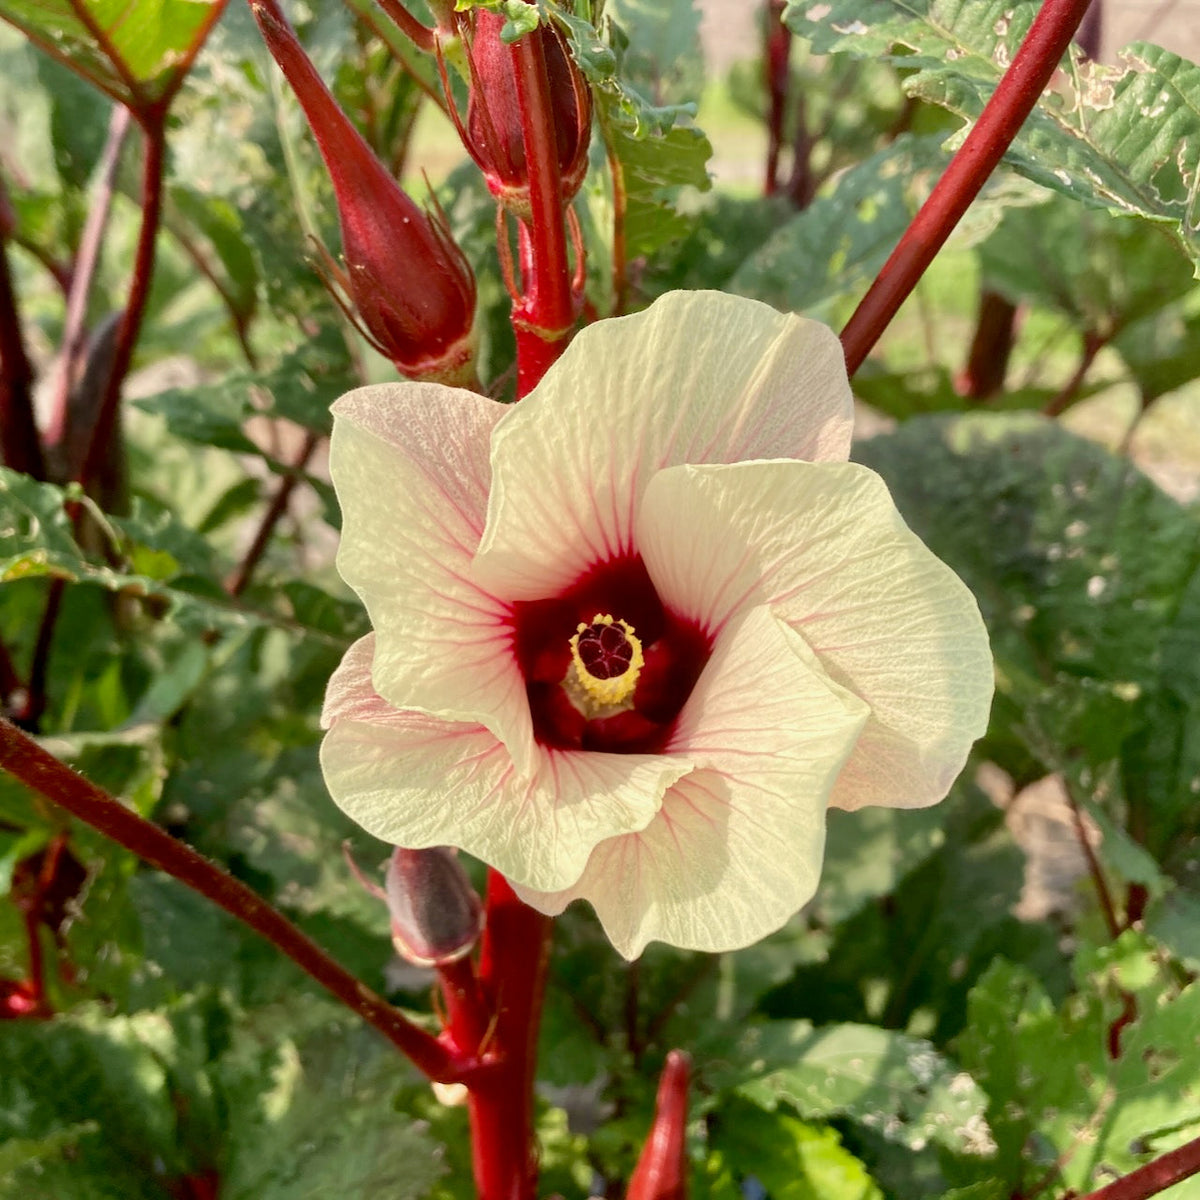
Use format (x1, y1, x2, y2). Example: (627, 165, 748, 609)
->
(321, 637, 690, 891)
(638, 460, 994, 812)
(330, 384, 536, 770)
(473, 290, 853, 600)
(514, 607, 868, 957)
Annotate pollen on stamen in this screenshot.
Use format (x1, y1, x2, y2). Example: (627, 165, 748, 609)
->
(567, 614, 644, 714)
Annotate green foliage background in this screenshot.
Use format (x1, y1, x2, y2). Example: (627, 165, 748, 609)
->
(1, 0, 1199, 1196)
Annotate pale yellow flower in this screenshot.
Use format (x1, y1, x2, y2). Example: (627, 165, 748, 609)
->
(321, 291, 993, 958)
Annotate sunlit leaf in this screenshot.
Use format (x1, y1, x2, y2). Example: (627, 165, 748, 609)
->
(0, 0, 227, 108)
(784, 0, 1200, 273)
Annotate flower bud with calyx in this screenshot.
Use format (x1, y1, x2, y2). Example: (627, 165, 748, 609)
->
(440, 8, 592, 220)
(250, 0, 479, 386)
(385, 847, 484, 968)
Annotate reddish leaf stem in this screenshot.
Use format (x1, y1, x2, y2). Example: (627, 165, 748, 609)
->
(225, 431, 321, 597)
(0, 716, 483, 1083)
(46, 105, 132, 451)
(1076, 1135, 1200, 1200)
(763, 0, 790, 197)
(468, 870, 553, 1200)
(77, 115, 167, 494)
(1064, 784, 1122, 940)
(958, 289, 1019, 400)
(0, 217, 46, 480)
(605, 135, 630, 316)
(839, 0, 1094, 375)
(376, 0, 435, 52)
(17, 578, 64, 731)
(1043, 330, 1106, 416)
(156, 0, 231, 114)
(510, 21, 576, 393)
(66, 0, 146, 109)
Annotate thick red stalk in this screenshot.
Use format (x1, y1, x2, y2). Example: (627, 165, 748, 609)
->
(0, 717, 481, 1083)
(840, 0, 1094, 375)
(468, 871, 553, 1200)
(1077, 1135, 1200, 1200)
(457, 14, 569, 1190)
(510, 23, 576, 393)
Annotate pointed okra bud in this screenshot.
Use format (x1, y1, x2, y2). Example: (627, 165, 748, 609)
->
(251, 0, 478, 385)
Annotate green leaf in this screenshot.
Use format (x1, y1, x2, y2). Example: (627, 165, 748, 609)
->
(978, 192, 1196, 336)
(706, 1098, 884, 1200)
(729, 135, 950, 317)
(706, 1020, 994, 1157)
(0, 1123, 100, 1183)
(0, 996, 445, 1200)
(1113, 295, 1200, 403)
(783, 1, 1200, 273)
(960, 934, 1200, 1194)
(165, 184, 260, 325)
(816, 804, 948, 926)
(0, 469, 355, 647)
(221, 1013, 447, 1200)
(0, 0, 224, 108)
(855, 414, 1200, 802)
(557, 2, 713, 262)
(134, 330, 345, 462)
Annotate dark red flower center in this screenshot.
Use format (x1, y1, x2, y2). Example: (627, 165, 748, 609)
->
(511, 555, 711, 754)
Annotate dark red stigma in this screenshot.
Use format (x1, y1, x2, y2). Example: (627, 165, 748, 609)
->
(576, 620, 635, 680)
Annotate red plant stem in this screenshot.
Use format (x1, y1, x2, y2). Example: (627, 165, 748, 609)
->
(76, 115, 167, 494)
(510, 22, 576, 394)
(436, 955, 491, 1055)
(376, 0, 434, 52)
(22, 910, 48, 1014)
(225, 431, 321, 596)
(763, 0, 790, 197)
(0, 636, 22, 704)
(456, 15, 569, 1187)
(839, 0, 1093, 375)
(958, 289, 1019, 399)
(606, 137, 630, 316)
(18, 578, 64, 731)
(66, 0, 145, 108)
(0, 716, 482, 1083)
(157, 0, 231, 113)
(1077, 1135, 1200, 1200)
(628, 1051, 691, 1200)
(46, 105, 132, 450)
(1044, 330, 1105, 416)
(0, 227, 46, 480)
(1064, 785, 1122, 940)
(468, 870, 553, 1200)
(24, 116, 169, 726)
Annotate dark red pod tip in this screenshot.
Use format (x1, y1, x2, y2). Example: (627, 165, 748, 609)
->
(459, 10, 592, 217)
(385, 847, 484, 967)
(251, 0, 478, 384)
